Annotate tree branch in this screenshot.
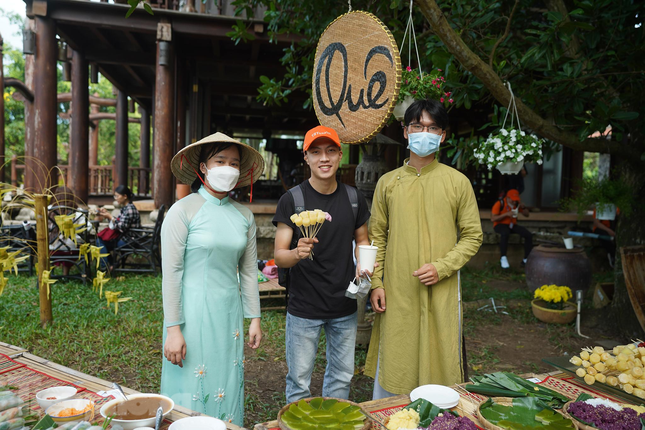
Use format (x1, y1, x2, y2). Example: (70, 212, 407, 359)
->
(416, 0, 636, 157)
(489, 0, 519, 69)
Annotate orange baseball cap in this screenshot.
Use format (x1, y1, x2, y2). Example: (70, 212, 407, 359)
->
(303, 126, 341, 151)
(506, 189, 521, 201)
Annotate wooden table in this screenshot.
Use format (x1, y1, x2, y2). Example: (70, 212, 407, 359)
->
(0, 341, 244, 430)
(259, 278, 286, 311)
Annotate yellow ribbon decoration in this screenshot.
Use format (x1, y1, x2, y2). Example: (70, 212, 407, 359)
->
(90, 245, 109, 270)
(0, 247, 29, 275)
(104, 291, 132, 315)
(93, 270, 110, 298)
(78, 243, 91, 264)
(0, 272, 7, 296)
(54, 214, 87, 245)
(40, 270, 57, 299)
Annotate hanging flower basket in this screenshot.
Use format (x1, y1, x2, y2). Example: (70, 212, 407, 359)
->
(473, 83, 544, 173)
(496, 161, 524, 175)
(595, 203, 617, 220)
(393, 67, 454, 121)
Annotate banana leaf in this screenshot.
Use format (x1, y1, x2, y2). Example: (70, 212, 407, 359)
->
(470, 372, 569, 408)
(404, 398, 458, 427)
(30, 415, 55, 430)
(480, 397, 575, 430)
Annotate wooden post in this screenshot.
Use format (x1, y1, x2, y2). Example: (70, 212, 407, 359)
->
(70, 49, 89, 202)
(139, 106, 150, 195)
(24, 19, 36, 191)
(11, 155, 17, 187)
(153, 26, 175, 208)
(35, 194, 52, 327)
(33, 16, 58, 191)
(115, 90, 128, 188)
(0, 31, 4, 183)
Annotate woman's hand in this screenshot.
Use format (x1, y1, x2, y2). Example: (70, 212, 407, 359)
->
(99, 207, 113, 221)
(247, 318, 262, 349)
(164, 325, 187, 367)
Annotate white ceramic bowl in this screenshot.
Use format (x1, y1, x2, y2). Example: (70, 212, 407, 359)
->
(36, 386, 78, 410)
(45, 398, 94, 425)
(168, 416, 227, 430)
(99, 393, 174, 430)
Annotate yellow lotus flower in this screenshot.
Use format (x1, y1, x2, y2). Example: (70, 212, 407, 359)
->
(54, 214, 87, 245)
(40, 270, 57, 299)
(90, 245, 109, 270)
(93, 270, 110, 298)
(104, 290, 132, 315)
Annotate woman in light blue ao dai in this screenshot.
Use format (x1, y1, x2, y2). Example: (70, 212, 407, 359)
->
(161, 133, 265, 427)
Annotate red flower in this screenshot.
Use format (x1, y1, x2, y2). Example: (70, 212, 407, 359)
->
(445, 92, 452, 97)
(412, 90, 417, 94)
(440, 97, 445, 102)
(438, 69, 443, 72)
(416, 76, 420, 79)
(449, 98, 454, 103)
(436, 84, 441, 88)
(432, 79, 437, 85)
(405, 80, 408, 84)
(406, 66, 412, 72)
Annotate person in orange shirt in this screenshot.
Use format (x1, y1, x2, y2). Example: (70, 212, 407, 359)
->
(491, 189, 532, 269)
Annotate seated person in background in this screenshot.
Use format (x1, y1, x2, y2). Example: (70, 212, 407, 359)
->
(95, 185, 141, 271)
(593, 205, 619, 268)
(491, 189, 532, 269)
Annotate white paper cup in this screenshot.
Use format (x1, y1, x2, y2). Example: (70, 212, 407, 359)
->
(563, 237, 573, 249)
(358, 245, 378, 273)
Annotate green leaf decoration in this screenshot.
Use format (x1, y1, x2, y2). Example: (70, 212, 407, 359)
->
(280, 398, 366, 429)
(403, 398, 456, 427)
(480, 397, 575, 430)
(31, 415, 56, 430)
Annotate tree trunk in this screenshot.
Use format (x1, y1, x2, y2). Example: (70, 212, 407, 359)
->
(611, 160, 645, 336)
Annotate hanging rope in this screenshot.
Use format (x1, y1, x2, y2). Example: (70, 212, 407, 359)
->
(348, 0, 352, 12)
(400, 1, 424, 78)
(501, 82, 522, 131)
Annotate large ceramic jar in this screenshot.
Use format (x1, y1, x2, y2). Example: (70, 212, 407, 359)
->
(525, 245, 592, 295)
(355, 154, 388, 202)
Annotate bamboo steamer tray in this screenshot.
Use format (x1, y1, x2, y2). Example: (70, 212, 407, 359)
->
(277, 397, 372, 430)
(477, 397, 576, 430)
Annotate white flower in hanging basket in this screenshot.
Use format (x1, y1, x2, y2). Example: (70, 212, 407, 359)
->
(473, 128, 544, 173)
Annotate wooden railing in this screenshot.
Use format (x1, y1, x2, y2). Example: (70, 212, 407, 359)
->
(147, 0, 266, 19)
(9, 156, 152, 198)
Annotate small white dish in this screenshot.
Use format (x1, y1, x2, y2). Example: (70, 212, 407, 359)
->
(168, 416, 227, 430)
(36, 386, 78, 410)
(409, 384, 460, 409)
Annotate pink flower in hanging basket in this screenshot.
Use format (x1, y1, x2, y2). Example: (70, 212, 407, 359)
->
(440, 97, 445, 103)
(449, 98, 454, 103)
(406, 66, 412, 72)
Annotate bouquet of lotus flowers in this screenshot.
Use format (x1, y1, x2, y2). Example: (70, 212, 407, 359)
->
(290, 209, 332, 260)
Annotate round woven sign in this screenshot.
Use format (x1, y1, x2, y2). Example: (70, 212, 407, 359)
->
(313, 11, 401, 144)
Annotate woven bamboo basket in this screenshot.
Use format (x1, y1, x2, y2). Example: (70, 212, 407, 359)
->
(478, 397, 576, 430)
(277, 397, 372, 430)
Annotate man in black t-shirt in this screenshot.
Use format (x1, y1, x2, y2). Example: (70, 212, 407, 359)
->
(273, 125, 371, 402)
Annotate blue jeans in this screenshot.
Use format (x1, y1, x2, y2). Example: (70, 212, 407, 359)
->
(96, 237, 127, 271)
(285, 311, 357, 403)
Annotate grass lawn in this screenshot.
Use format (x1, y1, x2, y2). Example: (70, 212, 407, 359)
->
(0, 266, 619, 427)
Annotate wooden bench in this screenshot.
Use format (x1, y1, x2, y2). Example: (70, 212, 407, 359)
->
(259, 278, 286, 311)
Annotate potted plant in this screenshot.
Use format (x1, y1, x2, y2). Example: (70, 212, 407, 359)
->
(393, 67, 454, 120)
(473, 128, 544, 175)
(531, 284, 576, 324)
(561, 177, 633, 221)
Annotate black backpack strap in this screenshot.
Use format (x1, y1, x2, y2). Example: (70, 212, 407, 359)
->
(344, 184, 359, 223)
(288, 184, 305, 214)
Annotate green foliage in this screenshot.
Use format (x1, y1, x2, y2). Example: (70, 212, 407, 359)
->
(228, 0, 644, 160)
(400, 67, 453, 102)
(473, 128, 545, 168)
(560, 176, 634, 219)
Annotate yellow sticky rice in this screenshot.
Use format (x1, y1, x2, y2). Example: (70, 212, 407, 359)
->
(386, 408, 420, 430)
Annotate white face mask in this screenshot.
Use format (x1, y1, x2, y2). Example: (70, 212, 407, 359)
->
(204, 165, 240, 192)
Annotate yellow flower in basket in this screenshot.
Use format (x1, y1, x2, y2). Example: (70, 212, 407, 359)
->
(534, 284, 572, 309)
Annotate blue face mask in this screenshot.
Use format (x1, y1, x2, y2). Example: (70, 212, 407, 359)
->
(408, 132, 442, 157)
